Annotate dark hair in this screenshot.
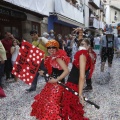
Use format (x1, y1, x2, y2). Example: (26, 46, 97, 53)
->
(30, 30, 37, 35)
(12, 39, 18, 46)
(77, 38, 90, 47)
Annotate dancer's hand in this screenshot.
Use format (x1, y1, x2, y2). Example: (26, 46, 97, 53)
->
(48, 77, 57, 83)
(79, 95, 84, 106)
(73, 27, 83, 33)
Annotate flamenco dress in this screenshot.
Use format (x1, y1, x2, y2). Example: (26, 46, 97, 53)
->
(31, 49, 70, 120)
(0, 87, 6, 98)
(61, 50, 90, 120)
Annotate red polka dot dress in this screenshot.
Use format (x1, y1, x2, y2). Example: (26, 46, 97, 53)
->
(30, 49, 70, 120)
(61, 50, 90, 120)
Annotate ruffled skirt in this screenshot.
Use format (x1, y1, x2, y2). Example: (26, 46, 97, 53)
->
(31, 82, 64, 120)
(61, 82, 89, 120)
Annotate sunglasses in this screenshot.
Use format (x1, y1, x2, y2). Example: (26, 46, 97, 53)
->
(47, 46, 57, 49)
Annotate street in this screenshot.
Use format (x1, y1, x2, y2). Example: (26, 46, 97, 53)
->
(0, 56, 120, 120)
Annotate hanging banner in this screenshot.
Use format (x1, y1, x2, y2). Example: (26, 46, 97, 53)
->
(12, 40, 45, 85)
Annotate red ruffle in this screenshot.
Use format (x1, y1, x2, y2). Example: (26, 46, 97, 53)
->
(44, 49, 70, 74)
(0, 87, 6, 97)
(61, 82, 89, 120)
(73, 50, 91, 71)
(31, 83, 64, 120)
(88, 50, 97, 79)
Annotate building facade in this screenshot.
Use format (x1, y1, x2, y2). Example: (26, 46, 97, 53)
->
(0, 0, 84, 42)
(79, 0, 105, 36)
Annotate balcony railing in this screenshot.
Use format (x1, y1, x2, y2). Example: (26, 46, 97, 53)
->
(100, 1, 104, 12)
(89, 17, 100, 29)
(88, 0, 99, 9)
(55, 0, 84, 24)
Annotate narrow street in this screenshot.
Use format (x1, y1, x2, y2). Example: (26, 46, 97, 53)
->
(0, 56, 120, 120)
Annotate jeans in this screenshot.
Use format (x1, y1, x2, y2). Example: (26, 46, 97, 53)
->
(31, 72, 39, 89)
(0, 62, 4, 87)
(4, 58, 13, 79)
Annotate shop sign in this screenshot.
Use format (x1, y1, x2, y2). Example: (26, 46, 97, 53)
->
(0, 6, 27, 20)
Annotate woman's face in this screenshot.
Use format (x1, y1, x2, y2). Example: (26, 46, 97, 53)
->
(13, 41, 17, 46)
(80, 41, 89, 50)
(47, 46, 57, 56)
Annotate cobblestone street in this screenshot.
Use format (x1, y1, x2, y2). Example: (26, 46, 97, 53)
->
(0, 56, 120, 120)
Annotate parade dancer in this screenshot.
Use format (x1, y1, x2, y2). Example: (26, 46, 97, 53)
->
(30, 40, 70, 120)
(83, 46, 97, 91)
(61, 28, 91, 120)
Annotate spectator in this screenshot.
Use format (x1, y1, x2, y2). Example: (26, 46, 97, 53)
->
(64, 34, 73, 60)
(48, 30, 55, 40)
(10, 39, 20, 82)
(26, 30, 48, 92)
(56, 34, 64, 49)
(42, 32, 49, 39)
(0, 41, 7, 87)
(1, 32, 13, 81)
(93, 34, 101, 55)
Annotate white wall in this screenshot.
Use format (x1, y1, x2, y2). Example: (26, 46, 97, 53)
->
(3, 0, 55, 16)
(55, 0, 84, 24)
(93, 0, 100, 8)
(110, 8, 120, 23)
(105, 5, 110, 24)
(84, 0, 89, 27)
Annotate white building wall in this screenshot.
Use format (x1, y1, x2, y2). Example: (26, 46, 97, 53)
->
(3, 0, 55, 16)
(110, 8, 120, 23)
(105, 5, 111, 24)
(83, 0, 89, 27)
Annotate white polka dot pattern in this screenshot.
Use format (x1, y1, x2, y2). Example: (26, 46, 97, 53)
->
(12, 40, 45, 85)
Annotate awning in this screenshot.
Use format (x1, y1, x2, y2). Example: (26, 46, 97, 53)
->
(50, 12, 84, 27)
(2, 0, 51, 17)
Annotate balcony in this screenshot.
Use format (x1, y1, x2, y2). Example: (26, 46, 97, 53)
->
(88, 0, 100, 9)
(100, 1, 104, 12)
(55, 0, 84, 24)
(89, 17, 100, 29)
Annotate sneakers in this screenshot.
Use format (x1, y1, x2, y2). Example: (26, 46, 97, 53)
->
(83, 86, 92, 92)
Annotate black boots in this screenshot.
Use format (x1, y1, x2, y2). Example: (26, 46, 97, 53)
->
(26, 85, 36, 92)
(83, 78, 92, 92)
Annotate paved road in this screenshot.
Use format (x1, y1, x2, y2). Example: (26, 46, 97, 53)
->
(0, 56, 120, 120)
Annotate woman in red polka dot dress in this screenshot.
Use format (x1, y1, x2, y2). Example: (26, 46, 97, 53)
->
(30, 40, 70, 120)
(61, 34, 91, 119)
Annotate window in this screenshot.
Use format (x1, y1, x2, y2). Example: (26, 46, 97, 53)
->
(31, 22, 40, 36)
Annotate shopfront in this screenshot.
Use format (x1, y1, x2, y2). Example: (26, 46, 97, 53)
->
(48, 13, 81, 37)
(0, 6, 27, 40)
(48, 0, 84, 37)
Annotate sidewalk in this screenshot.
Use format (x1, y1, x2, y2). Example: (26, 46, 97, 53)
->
(0, 57, 120, 120)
